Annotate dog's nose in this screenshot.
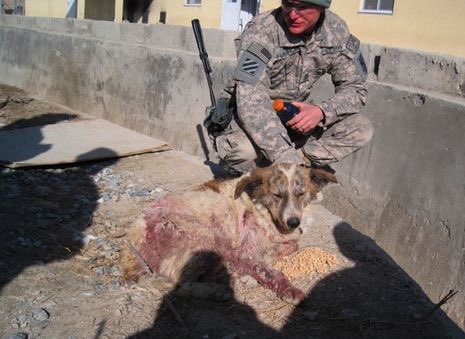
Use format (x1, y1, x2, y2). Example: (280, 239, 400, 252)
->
(287, 217, 300, 229)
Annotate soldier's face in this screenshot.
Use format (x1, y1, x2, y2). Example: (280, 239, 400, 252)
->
(281, 0, 324, 35)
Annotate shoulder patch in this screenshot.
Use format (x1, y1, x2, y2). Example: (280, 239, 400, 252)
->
(247, 42, 272, 64)
(233, 43, 271, 85)
(346, 34, 360, 54)
(354, 50, 368, 81)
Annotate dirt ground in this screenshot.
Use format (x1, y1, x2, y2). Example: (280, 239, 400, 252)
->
(0, 85, 462, 338)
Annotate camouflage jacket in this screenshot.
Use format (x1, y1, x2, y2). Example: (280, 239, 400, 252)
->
(232, 9, 367, 164)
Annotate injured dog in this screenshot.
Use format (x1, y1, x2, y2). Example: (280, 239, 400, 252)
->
(121, 163, 337, 304)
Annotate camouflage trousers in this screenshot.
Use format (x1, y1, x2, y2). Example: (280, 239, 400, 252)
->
(215, 114, 374, 174)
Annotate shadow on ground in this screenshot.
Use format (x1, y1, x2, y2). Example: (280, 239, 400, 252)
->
(0, 113, 117, 291)
(127, 223, 464, 338)
(128, 251, 277, 338)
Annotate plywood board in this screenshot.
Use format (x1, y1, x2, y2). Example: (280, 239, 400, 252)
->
(0, 119, 171, 168)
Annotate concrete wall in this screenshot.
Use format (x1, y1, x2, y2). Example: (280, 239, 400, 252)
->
(0, 14, 464, 331)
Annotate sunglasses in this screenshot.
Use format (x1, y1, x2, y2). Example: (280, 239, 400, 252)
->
(281, 0, 318, 12)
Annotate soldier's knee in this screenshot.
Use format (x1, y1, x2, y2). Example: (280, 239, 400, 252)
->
(215, 131, 257, 174)
(356, 114, 374, 146)
(342, 114, 374, 147)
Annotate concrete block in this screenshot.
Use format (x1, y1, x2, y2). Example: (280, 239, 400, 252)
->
(378, 47, 465, 98)
(33, 16, 53, 32)
(70, 19, 92, 37)
(119, 21, 155, 46)
(89, 19, 121, 41)
(49, 17, 76, 35)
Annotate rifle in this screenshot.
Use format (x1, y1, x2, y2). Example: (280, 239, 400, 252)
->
(191, 19, 233, 138)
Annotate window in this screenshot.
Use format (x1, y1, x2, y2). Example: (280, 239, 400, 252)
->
(185, 0, 201, 5)
(360, 0, 394, 14)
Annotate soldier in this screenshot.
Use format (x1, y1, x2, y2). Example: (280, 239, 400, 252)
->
(215, 0, 374, 175)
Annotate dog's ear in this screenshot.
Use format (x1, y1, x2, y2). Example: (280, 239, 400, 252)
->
(310, 168, 338, 190)
(234, 172, 263, 199)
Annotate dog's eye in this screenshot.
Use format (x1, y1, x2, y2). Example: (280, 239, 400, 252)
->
(295, 191, 305, 197)
(273, 192, 283, 199)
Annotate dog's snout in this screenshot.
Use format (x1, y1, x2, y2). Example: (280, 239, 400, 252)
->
(287, 217, 300, 229)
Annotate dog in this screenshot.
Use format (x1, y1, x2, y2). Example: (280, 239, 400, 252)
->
(121, 162, 337, 303)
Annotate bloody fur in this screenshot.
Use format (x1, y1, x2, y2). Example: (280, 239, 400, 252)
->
(121, 163, 336, 303)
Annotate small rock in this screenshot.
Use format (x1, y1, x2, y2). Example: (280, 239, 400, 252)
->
(99, 192, 112, 202)
(10, 319, 20, 329)
(81, 234, 97, 245)
(95, 238, 109, 248)
(16, 315, 30, 328)
(32, 308, 50, 321)
(111, 267, 122, 277)
(82, 291, 97, 297)
(1, 167, 14, 174)
(102, 244, 113, 251)
(109, 281, 121, 291)
(103, 267, 114, 275)
(6, 332, 28, 339)
(95, 283, 105, 292)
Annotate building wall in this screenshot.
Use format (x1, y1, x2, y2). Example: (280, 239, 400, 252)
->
(330, 0, 465, 58)
(21, 0, 465, 57)
(24, 0, 123, 21)
(146, 0, 465, 58)
(25, 0, 68, 17)
(261, 0, 279, 11)
(84, 0, 115, 21)
(148, 0, 223, 28)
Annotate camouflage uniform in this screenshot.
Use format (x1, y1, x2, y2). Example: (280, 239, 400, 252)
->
(216, 8, 374, 174)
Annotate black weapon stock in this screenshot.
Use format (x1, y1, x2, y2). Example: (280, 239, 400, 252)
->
(192, 19, 233, 138)
(191, 19, 216, 116)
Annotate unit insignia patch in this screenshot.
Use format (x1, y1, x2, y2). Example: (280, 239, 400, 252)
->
(346, 34, 360, 54)
(233, 42, 271, 85)
(241, 57, 259, 76)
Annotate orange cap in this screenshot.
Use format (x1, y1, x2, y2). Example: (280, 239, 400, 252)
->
(273, 99, 284, 112)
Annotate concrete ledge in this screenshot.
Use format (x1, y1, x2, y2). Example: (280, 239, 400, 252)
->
(325, 82, 465, 329)
(376, 47, 465, 98)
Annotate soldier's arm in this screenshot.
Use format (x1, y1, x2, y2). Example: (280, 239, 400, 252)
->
(319, 35, 368, 126)
(234, 26, 302, 164)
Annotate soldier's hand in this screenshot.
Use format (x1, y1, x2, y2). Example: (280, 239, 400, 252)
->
(287, 102, 324, 134)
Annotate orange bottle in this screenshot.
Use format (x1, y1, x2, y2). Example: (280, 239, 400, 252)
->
(273, 99, 300, 124)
